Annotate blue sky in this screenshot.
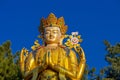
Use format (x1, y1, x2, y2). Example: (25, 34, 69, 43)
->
(0, 0, 120, 73)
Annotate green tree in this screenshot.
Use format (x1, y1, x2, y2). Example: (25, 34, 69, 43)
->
(103, 40, 120, 80)
(81, 65, 104, 80)
(0, 41, 22, 80)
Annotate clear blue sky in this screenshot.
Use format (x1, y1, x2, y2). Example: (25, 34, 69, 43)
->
(0, 0, 120, 73)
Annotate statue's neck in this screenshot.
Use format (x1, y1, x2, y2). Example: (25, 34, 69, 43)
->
(46, 43, 58, 48)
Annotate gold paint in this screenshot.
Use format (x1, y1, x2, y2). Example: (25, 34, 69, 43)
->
(20, 13, 86, 80)
(39, 13, 67, 35)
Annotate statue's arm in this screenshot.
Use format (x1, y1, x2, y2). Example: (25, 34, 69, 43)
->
(25, 53, 36, 73)
(49, 50, 77, 79)
(64, 49, 86, 80)
(49, 64, 76, 78)
(49, 49, 86, 80)
(67, 50, 78, 79)
(76, 47, 86, 80)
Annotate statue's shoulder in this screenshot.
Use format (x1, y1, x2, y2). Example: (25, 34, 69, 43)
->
(31, 46, 45, 56)
(36, 46, 45, 50)
(32, 45, 45, 51)
(59, 45, 72, 56)
(59, 45, 77, 58)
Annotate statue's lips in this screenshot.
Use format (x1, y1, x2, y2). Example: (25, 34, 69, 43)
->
(49, 36, 54, 39)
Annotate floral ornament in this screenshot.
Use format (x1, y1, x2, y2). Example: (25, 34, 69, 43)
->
(64, 32, 83, 49)
(31, 40, 40, 50)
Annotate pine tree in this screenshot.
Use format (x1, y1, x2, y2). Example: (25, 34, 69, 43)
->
(103, 40, 120, 80)
(88, 67, 105, 80)
(0, 41, 22, 80)
(81, 65, 104, 80)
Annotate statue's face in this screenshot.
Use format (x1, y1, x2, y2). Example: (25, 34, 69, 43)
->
(44, 27, 61, 44)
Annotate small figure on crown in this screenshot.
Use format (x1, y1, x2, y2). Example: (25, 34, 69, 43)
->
(20, 13, 86, 80)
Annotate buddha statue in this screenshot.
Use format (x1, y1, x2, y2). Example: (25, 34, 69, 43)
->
(20, 13, 86, 80)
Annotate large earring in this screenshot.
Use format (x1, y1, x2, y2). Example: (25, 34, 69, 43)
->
(59, 35, 66, 45)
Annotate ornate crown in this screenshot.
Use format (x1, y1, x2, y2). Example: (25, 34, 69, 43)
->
(39, 13, 68, 35)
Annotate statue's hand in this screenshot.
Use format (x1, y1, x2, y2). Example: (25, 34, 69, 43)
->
(79, 47, 86, 61)
(20, 48, 29, 74)
(20, 48, 25, 63)
(20, 48, 28, 63)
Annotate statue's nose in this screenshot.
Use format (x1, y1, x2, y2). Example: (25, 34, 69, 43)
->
(50, 32, 54, 36)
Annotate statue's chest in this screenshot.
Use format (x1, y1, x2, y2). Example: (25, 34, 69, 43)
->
(37, 48, 66, 65)
(46, 49, 59, 64)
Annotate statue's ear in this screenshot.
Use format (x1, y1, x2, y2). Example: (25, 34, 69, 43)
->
(59, 35, 65, 45)
(61, 35, 65, 39)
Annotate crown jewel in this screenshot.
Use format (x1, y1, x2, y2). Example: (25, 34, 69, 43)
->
(39, 13, 67, 35)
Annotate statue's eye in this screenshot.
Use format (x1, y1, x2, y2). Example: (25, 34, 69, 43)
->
(53, 31, 58, 34)
(54, 32, 57, 33)
(45, 31, 50, 34)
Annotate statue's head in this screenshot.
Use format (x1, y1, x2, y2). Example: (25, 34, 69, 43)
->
(39, 13, 68, 44)
(44, 27, 61, 44)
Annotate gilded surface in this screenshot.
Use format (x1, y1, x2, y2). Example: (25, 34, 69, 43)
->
(20, 13, 86, 80)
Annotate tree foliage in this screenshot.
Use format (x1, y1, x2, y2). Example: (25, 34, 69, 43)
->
(82, 40, 120, 80)
(103, 40, 120, 80)
(0, 41, 22, 80)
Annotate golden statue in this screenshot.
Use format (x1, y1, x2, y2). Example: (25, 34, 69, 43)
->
(20, 13, 86, 80)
